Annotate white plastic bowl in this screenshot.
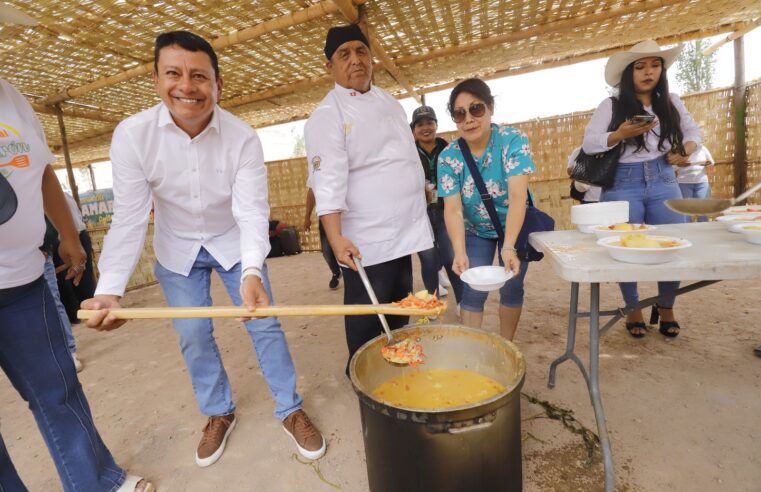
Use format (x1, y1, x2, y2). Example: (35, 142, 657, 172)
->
(736, 224, 761, 244)
(460, 266, 515, 292)
(715, 213, 761, 232)
(592, 223, 657, 239)
(577, 223, 600, 234)
(722, 205, 761, 216)
(571, 201, 629, 226)
(597, 235, 692, 264)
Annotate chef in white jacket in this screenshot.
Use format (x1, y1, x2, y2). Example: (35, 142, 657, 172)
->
(305, 24, 433, 373)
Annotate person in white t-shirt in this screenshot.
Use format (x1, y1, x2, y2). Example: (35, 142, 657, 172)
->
(0, 6, 152, 491)
(304, 24, 433, 374)
(676, 146, 715, 222)
(81, 30, 325, 467)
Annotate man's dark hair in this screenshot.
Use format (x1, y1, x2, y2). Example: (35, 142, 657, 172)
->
(154, 30, 219, 79)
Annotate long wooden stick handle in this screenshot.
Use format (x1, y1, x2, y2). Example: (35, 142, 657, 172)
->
(77, 304, 446, 320)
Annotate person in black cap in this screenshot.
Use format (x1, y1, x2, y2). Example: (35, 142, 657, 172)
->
(305, 24, 433, 373)
(0, 5, 153, 491)
(411, 105, 462, 304)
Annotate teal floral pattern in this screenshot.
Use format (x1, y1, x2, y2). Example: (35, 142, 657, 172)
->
(437, 124, 536, 238)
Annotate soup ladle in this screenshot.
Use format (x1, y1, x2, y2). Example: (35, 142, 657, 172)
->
(666, 180, 761, 216)
(352, 256, 400, 350)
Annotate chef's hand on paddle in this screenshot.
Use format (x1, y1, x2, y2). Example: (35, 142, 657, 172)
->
(59, 236, 87, 286)
(81, 295, 128, 331)
(666, 150, 691, 167)
(238, 275, 270, 321)
(452, 252, 469, 276)
(501, 248, 521, 276)
(330, 235, 361, 271)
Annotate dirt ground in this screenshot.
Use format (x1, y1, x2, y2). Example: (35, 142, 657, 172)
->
(1, 252, 760, 491)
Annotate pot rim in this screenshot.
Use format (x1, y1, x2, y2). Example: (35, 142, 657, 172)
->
(349, 324, 526, 419)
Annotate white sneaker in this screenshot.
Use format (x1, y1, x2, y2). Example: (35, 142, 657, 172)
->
(438, 269, 451, 287)
(438, 285, 448, 297)
(72, 353, 83, 373)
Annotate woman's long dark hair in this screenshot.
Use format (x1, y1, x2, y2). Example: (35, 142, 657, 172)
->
(612, 59, 684, 153)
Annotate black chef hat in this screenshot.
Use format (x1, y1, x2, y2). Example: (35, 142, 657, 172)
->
(0, 173, 18, 225)
(324, 24, 369, 60)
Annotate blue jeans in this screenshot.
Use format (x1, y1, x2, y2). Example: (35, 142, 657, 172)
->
(0, 277, 124, 492)
(154, 248, 302, 421)
(418, 207, 463, 302)
(679, 182, 711, 222)
(43, 255, 76, 354)
(460, 232, 529, 312)
(601, 157, 687, 308)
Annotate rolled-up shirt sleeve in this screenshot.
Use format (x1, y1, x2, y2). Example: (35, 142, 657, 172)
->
(671, 93, 701, 148)
(582, 98, 616, 154)
(305, 105, 349, 216)
(232, 134, 270, 272)
(95, 124, 153, 297)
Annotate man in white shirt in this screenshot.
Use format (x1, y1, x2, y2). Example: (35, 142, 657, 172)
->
(676, 146, 715, 222)
(305, 24, 433, 374)
(81, 31, 325, 467)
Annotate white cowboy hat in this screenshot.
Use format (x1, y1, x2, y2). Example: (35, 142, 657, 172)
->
(0, 3, 37, 26)
(604, 40, 683, 87)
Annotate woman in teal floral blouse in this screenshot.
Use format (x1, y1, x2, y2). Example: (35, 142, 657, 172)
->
(437, 78, 536, 340)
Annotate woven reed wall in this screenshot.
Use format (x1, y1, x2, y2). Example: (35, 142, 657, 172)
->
(89, 222, 157, 292)
(746, 82, 761, 204)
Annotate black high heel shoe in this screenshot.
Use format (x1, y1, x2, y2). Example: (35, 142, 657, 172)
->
(650, 305, 680, 338)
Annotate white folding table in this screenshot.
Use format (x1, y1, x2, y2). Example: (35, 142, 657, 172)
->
(529, 222, 761, 492)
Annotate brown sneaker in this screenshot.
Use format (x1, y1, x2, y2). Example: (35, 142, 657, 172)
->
(282, 410, 326, 460)
(195, 413, 236, 467)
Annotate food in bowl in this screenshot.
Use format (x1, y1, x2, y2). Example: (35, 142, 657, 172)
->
(619, 234, 681, 248)
(372, 368, 505, 409)
(723, 205, 761, 214)
(606, 223, 648, 231)
(743, 225, 761, 230)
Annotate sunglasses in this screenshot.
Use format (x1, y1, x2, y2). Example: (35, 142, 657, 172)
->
(451, 103, 487, 123)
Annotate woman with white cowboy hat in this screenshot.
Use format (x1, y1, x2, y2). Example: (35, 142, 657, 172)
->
(582, 40, 701, 339)
(0, 4, 153, 491)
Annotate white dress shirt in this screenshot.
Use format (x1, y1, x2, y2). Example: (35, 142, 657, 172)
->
(582, 93, 701, 163)
(304, 83, 433, 267)
(96, 104, 270, 297)
(0, 79, 56, 288)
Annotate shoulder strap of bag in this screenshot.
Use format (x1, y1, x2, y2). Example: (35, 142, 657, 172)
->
(458, 137, 505, 243)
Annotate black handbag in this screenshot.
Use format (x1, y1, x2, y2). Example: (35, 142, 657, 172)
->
(569, 181, 587, 202)
(458, 138, 555, 262)
(570, 97, 622, 189)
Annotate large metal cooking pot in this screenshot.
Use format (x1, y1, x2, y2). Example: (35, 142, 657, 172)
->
(350, 324, 526, 492)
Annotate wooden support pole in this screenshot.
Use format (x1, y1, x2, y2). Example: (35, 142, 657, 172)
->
(54, 104, 80, 207)
(88, 164, 96, 191)
(733, 37, 747, 201)
(703, 18, 761, 56)
(32, 103, 125, 123)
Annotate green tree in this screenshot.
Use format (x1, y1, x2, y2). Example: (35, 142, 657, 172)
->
(292, 130, 305, 157)
(675, 39, 716, 94)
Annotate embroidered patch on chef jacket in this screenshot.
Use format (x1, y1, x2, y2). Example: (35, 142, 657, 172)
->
(344, 123, 353, 135)
(312, 156, 321, 171)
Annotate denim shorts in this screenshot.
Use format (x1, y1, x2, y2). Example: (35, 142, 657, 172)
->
(460, 232, 529, 312)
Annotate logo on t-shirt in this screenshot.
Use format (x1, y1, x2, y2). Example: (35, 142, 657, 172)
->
(0, 123, 31, 170)
(312, 156, 321, 172)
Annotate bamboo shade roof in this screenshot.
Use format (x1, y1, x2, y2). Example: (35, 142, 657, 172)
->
(0, 0, 759, 168)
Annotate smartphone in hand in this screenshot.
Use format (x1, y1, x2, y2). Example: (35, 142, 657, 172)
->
(631, 115, 655, 124)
